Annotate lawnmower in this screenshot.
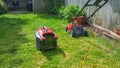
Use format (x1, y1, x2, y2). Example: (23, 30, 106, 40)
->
(35, 26, 58, 50)
(66, 0, 108, 37)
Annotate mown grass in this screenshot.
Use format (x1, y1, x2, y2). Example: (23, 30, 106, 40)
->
(0, 13, 120, 68)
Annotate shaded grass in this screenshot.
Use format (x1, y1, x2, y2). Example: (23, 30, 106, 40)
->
(0, 16, 28, 67)
(0, 13, 120, 68)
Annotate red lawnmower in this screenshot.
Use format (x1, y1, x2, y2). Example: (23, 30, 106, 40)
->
(66, 0, 108, 37)
(35, 26, 58, 50)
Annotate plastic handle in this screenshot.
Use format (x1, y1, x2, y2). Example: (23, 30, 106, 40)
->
(86, 0, 108, 6)
(43, 26, 48, 32)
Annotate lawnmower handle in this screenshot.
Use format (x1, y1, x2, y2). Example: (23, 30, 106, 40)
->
(86, 0, 108, 20)
(75, 0, 108, 20)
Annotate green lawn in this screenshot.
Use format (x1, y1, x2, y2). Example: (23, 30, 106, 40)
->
(0, 13, 120, 68)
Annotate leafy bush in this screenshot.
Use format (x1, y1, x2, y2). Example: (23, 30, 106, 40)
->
(59, 5, 85, 20)
(0, 0, 7, 14)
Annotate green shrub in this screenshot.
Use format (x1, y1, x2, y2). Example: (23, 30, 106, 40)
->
(51, 4, 62, 14)
(0, 0, 7, 14)
(44, 0, 64, 15)
(59, 5, 85, 20)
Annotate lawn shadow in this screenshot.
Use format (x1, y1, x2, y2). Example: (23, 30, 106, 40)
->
(36, 14, 74, 24)
(0, 16, 29, 67)
(36, 14, 62, 20)
(40, 46, 65, 60)
(7, 11, 32, 14)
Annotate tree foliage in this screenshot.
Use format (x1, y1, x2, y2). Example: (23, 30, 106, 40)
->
(0, 0, 7, 14)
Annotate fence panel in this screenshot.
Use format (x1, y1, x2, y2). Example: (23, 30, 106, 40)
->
(32, 0, 46, 13)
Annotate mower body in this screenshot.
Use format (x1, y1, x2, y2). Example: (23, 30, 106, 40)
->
(66, 22, 87, 37)
(35, 27, 58, 50)
(66, 0, 108, 37)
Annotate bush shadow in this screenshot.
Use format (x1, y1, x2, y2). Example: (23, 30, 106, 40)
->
(36, 14, 62, 20)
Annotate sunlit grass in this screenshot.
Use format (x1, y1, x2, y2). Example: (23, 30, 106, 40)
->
(0, 13, 120, 68)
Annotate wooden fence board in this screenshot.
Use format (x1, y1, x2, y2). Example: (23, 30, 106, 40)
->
(33, 0, 46, 13)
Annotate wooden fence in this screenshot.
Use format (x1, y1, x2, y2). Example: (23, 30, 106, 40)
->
(4, 0, 64, 13)
(32, 0, 64, 13)
(65, 0, 120, 30)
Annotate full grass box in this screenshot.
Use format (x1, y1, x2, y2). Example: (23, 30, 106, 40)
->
(35, 27, 58, 50)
